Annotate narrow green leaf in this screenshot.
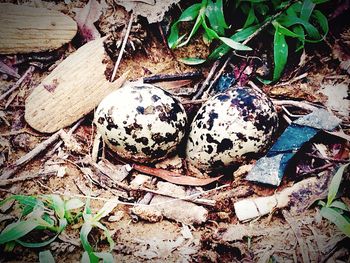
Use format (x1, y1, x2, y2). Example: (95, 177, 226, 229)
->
(273, 21, 303, 38)
(205, 0, 228, 35)
(301, 0, 315, 22)
(17, 219, 67, 248)
(65, 199, 84, 211)
(39, 250, 55, 263)
(219, 37, 252, 51)
(320, 207, 350, 237)
(293, 25, 305, 51)
(177, 14, 203, 48)
(47, 195, 65, 219)
(80, 223, 99, 263)
(208, 24, 260, 60)
(243, 4, 257, 28)
(94, 252, 114, 263)
(178, 3, 202, 22)
(178, 57, 206, 65)
(273, 27, 288, 81)
(201, 18, 219, 41)
(0, 220, 39, 244)
(167, 3, 202, 48)
(327, 163, 349, 206)
(312, 10, 329, 36)
(330, 201, 350, 212)
(312, 0, 329, 4)
(278, 15, 320, 40)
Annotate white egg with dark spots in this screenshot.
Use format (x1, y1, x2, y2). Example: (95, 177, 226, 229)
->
(186, 86, 278, 171)
(95, 83, 187, 163)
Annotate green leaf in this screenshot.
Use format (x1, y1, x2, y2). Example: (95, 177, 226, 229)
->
(94, 252, 114, 263)
(0, 220, 39, 244)
(39, 250, 55, 263)
(273, 21, 303, 38)
(293, 25, 305, 51)
(330, 201, 350, 212)
(273, 26, 288, 81)
(47, 195, 65, 219)
(177, 14, 203, 48)
(312, 0, 329, 4)
(208, 24, 260, 60)
(178, 57, 206, 65)
(312, 10, 329, 36)
(80, 223, 99, 263)
(65, 199, 84, 211)
(243, 4, 257, 28)
(327, 163, 349, 206)
(219, 37, 252, 51)
(201, 18, 219, 41)
(16, 219, 67, 248)
(205, 0, 228, 35)
(278, 15, 320, 40)
(300, 0, 315, 21)
(167, 3, 202, 48)
(320, 207, 350, 237)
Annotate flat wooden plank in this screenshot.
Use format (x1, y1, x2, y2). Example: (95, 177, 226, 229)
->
(25, 37, 127, 133)
(0, 3, 77, 54)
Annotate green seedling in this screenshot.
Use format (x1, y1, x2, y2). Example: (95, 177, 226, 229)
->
(169, 0, 329, 82)
(168, 0, 251, 64)
(80, 198, 118, 263)
(0, 195, 84, 249)
(318, 163, 350, 237)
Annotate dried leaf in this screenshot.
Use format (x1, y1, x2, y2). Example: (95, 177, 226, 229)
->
(73, 0, 107, 42)
(133, 164, 222, 186)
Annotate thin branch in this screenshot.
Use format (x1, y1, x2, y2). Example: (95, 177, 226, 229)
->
(0, 119, 82, 180)
(0, 66, 35, 101)
(110, 12, 134, 82)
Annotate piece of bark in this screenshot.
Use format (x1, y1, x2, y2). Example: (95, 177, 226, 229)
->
(234, 177, 321, 221)
(149, 195, 208, 224)
(25, 37, 127, 133)
(0, 3, 77, 54)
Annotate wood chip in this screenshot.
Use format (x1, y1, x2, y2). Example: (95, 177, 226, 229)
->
(25, 37, 128, 133)
(0, 3, 77, 54)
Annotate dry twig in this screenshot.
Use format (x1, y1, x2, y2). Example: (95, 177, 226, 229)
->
(0, 66, 35, 101)
(110, 12, 134, 82)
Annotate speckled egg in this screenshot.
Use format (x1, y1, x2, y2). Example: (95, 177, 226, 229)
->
(186, 86, 278, 171)
(94, 83, 187, 163)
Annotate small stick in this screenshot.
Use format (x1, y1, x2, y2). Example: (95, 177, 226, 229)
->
(46, 118, 83, 158)
(1, 131, 61, 180)
(272, 99, 320, 112)
(0, 172, 51, 186)
(193, 60, 220, 99)
(0, 66, 35, 101)
(1, 119, 82, 180)
(143, 71, 203, 83)
(110, 12, 134, 82)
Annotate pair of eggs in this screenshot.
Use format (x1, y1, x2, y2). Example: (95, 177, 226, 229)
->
(94, 83, 279, 172)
